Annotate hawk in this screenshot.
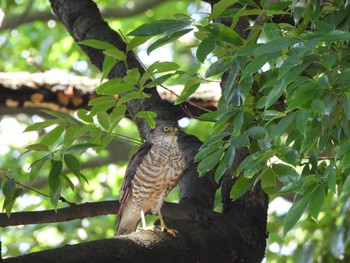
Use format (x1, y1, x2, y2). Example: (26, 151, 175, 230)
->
(116, 123, 186, 236)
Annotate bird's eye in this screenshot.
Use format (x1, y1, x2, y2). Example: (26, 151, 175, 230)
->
(163, 126, 170, 132)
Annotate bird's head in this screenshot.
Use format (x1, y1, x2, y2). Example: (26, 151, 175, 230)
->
(150, 123, 179, 144)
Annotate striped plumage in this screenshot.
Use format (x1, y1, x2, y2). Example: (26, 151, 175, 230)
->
(116, 123, 185, 236)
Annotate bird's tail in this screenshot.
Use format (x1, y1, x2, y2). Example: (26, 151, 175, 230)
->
(115, 202, 140, 236)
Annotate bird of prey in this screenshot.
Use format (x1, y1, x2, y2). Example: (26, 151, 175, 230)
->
(116, 123, 186, 236)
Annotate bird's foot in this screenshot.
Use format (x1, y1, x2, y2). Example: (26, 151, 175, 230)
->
(156, 224, 177, 236)
(137, 225, 155, 232)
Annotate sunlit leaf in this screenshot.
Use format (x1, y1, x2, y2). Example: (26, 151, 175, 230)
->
(64, 154, 80, 177)
(284, 193, 311, 236)
(41, 125, 65, 146)
(309, 184, 325, 221)
(66, 143, 100, 152)
(208, 0, 238, 20)
(230, 176, 254, 201)
(147, 28, 193, 54)
(79, 39, 116, 50)
(196, 36, 216, 63)
(128, 19, 191, 36)
(97, 112, 110, 130)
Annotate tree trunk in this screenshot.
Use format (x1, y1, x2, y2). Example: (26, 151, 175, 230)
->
(3, 0, 269, 262)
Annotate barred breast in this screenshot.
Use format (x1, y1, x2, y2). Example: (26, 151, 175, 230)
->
(130, 142, 185, 214)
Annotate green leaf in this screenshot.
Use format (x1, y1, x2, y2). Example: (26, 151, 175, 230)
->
(296, 109, 308, 136)
(246, 126, 266, 139)
(24, 119, 61, 132)
(40, 110, 77, 125)
(283, 193, 310, 236)
(311, 99, 327, 114)
(147, 28, 193, 54)
(196, 36, 216, 63)
(270, 112, 296, 139)
(278, 47, 308, 78)
(230, 134, 250, 148)
(97, 112, 110, 130)
(205, 23, 243, 46)
(66, 143, 100, 152)
(195, 145, 222, 162)
(272, 163, 299, 183)
(41, 125, 65, 146)
(336, 138, 350, 158)
(341, 175, 350, 198)
(175, 80, 201, 104)
(117, 91, 150, 106)
(205, 55, 235, 78)
(341, 152, 350, 171)
(208, 0, 238, 20)
(278, 180, 303, 194)
(96, 78, 122, 94)
(64, 154, 80, 177)
(25, 143, 50, 152)
(2, 178, 16, 198)
(62, 174, 75, 192)
(89, 96, 117, 115)
(197, 148, 225, 175)
(101, 56, 117, 81)
(110, 105, 127, 125)
(309, 184, 325, 221)
(124, 68, 141, 84)
(287, 81, 318, 110)
(148, 61, 180, 73)
(76, 109, 94, 123)
(103, 48, 126, 61)
(79, 39, 116, 50)
(326, 163, 336, 192)
(144, 73, 174, 88)
(128, 19, 191, 36)
(127, 36, 150, 50)
(261, 167, 276, 195)
(3, 189, 22, 217)
(101, 83, 135, 95)
(254, 37, 299, 55)
(223, 146, 235, 168)
(301, 127, 319, 153)
(29, 155, 50, 182)
(230, 176, 254, 201)
(48, 159, 62, 195)
(136, 111, 157, 129)
(200, 132, 230, 149)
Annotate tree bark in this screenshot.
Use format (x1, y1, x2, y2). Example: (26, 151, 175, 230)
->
(2, 0, 269, 262)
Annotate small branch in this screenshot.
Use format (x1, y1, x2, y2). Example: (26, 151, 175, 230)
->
(0, 200, 219, 227)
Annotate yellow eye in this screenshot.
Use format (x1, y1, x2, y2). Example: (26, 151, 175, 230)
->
(163, 126, 170, 132)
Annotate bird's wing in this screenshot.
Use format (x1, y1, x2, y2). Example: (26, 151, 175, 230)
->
(118, 141, 153, 207)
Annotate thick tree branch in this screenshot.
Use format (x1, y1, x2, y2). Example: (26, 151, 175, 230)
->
(0, 201, 219, 227)
(0, 72, 219, 114)
(0, 0, 173, 32)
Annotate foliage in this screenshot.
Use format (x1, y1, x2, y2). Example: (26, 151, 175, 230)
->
(2, 0, 350, 261)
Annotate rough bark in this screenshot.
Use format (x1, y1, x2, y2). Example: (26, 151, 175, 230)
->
(0, 72, 218, 115)
(2, 0, 269, 262)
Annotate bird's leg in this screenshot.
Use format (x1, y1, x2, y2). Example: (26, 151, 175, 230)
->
(157, 208, 177, 236)
(138, 210, 154, 232)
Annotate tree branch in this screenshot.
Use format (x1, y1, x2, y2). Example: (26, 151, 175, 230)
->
(0, 0, 173, 32)
(0, 201, 218, 227)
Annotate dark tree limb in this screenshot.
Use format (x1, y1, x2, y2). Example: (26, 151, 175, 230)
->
(0, 0, 173, 32)
(0, 201, 219, 227)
